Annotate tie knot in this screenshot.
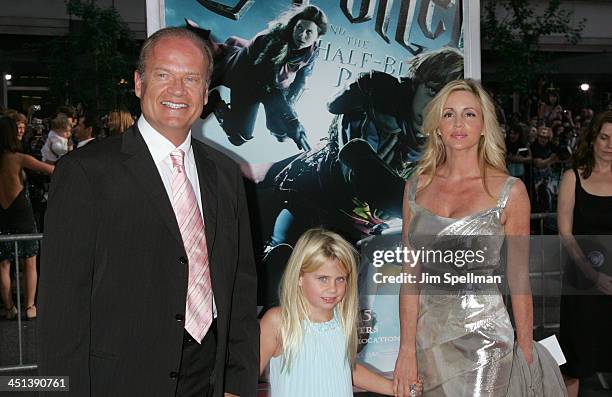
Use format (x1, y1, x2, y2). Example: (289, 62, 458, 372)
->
(170, 149, 185, 168)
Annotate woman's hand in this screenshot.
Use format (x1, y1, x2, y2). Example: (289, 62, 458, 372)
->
(393, 349, 420, 396)
(594, 273, 612, 295)
(519, 342, 533, 365)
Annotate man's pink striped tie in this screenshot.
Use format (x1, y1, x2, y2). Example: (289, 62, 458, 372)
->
(170, 149, 213, 343)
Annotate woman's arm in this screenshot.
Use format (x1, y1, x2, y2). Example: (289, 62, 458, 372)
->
(20, 153, 54, 175)
(259, 307, 282, 375)
(557, 170, 612, 294)
(286, 59, 314, 105)
(503, 180, 533, 364)
(393, 180, 421, 396)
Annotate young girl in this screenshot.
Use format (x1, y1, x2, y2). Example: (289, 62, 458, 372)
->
(260, 228, 422, 396)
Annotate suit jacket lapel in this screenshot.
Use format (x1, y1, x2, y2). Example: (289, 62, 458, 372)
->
(192, 139, 218, 257)
(121, 126, 183, 246)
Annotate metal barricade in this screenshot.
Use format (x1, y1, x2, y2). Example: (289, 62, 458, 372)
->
(0, 233, 42, 373)
(529, 213, 560, 340)
(0, 218, 578, 374)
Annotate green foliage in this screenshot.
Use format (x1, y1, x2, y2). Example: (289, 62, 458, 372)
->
(46, 0, 138, 113)
(482, 0, 585, 94)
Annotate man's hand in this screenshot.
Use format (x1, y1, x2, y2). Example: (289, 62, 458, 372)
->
(224, 393, 239, 397)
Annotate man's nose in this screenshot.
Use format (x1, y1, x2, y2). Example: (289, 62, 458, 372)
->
(169, 77, 186, 94)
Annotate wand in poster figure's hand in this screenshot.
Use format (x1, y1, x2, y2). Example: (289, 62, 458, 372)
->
(274, 115, 311, 151)
(289, 122, 311, 152)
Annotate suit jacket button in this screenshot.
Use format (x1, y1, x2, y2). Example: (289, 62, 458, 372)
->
(175, 313, 184, 322)
(179, 256, 188, 265)
(169, 371, 178, 379)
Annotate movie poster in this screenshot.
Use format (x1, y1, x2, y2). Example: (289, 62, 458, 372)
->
(162, 0, 465, 386)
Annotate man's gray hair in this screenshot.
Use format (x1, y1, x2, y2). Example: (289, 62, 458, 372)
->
(137, 26, 213, 83)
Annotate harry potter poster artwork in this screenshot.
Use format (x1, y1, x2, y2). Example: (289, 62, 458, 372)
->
(162, 0, 465, 378)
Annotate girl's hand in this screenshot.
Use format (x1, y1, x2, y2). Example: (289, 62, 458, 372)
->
(393, 350, 419, 396)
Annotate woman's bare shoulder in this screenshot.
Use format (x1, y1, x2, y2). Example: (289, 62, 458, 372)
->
(505, 178, 530, 213)
(415, 172, 433, 190)
(1, 151, 23, 166)
(483, 169, 511, 193)
(561, 168, 577, 182)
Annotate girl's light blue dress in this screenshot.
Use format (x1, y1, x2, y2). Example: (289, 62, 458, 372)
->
(269, 314, 353, 396)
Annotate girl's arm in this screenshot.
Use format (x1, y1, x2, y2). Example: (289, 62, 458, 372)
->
(259, 307, 282, 375)
(353, 364, 393, 395)
(394, 180, 421, 396)
(20, 153, 54, 175)
(503, 180, 533, 364)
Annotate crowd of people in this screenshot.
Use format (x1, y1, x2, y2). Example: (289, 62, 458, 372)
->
(502, 91, 599, 214)
(0, 106, 134, 320)
(0, 24, 610, 395)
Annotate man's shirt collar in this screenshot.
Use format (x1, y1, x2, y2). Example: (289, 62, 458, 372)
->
(137, 116, 192, 164)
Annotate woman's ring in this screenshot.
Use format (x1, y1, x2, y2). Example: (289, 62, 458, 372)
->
(410, 383, 417, 397)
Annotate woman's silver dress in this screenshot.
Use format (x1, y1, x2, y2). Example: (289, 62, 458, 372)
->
(406, 176, 517, 396)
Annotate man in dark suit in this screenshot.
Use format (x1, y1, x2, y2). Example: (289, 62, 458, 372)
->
(74, 111, 101, 148)
(37, 27, 258, 397)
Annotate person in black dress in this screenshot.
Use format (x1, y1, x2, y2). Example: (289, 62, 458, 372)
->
(557, 110, 612, 397)
(0, 116, 54, 320)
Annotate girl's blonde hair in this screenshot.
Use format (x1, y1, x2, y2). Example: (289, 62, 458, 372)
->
(417, 79, 507, 194)
(278, 228, 358, 372)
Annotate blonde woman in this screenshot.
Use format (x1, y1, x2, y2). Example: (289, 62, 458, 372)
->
(259, 228, 420, 396)
(107, 109, 134, 135)
(393, 79, 533, 396)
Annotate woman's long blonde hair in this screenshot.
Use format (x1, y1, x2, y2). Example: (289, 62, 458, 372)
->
(278, 228, 359, 372)
(417, 79, 507, 193)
